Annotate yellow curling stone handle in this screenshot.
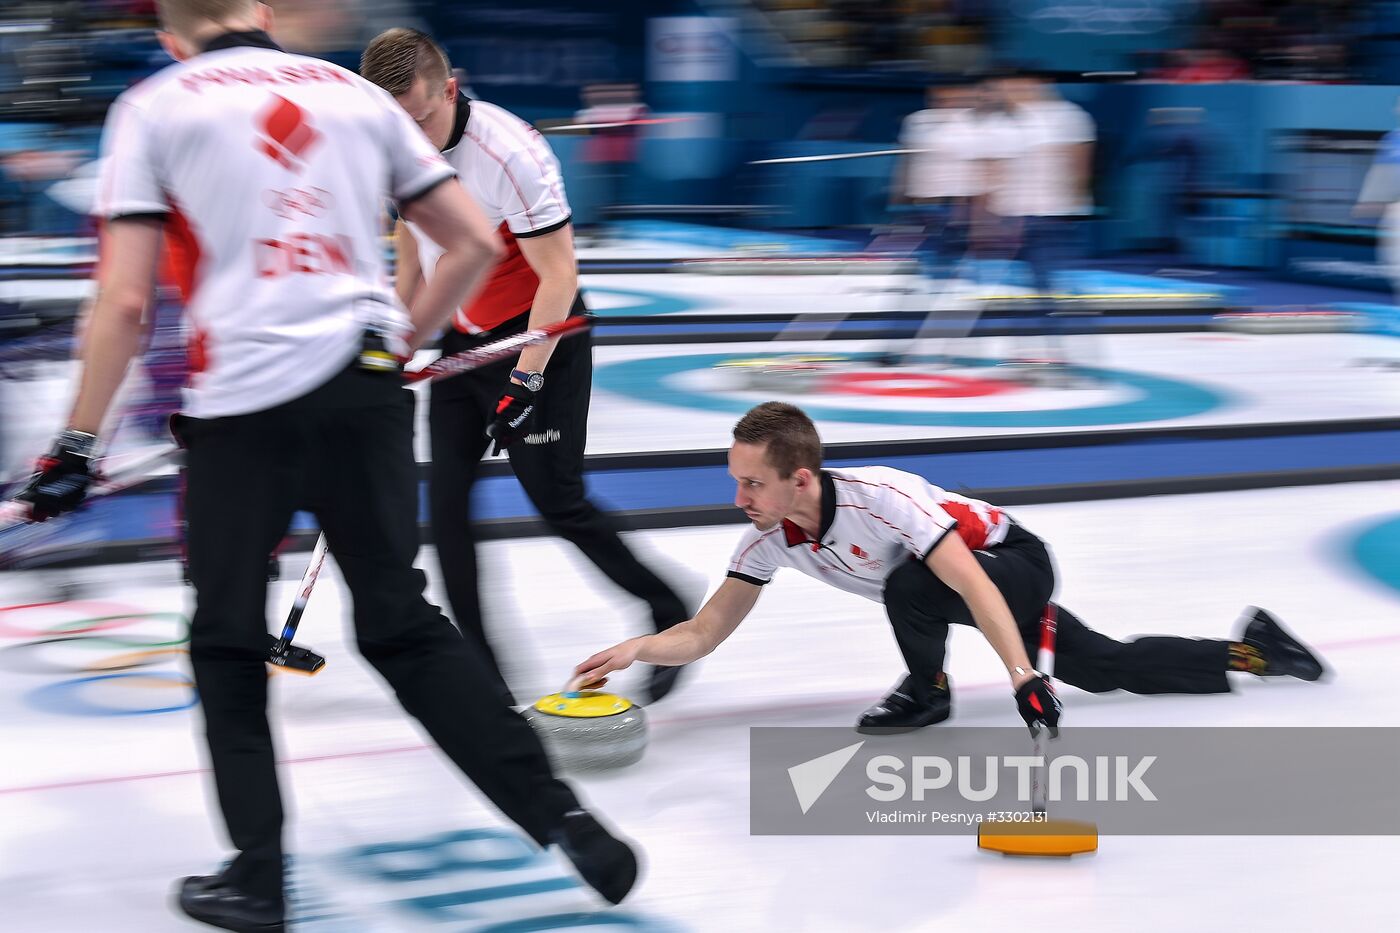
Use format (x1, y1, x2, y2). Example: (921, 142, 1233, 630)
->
(533, 691, 634, 718)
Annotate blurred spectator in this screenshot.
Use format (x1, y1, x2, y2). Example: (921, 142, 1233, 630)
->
(758, 0, 992, 74)
(893, 82, 981, 205)
(1169, 0, 1364, 83)
(989, 71, 1097, 361)
(1126, 107, 1210, 256)
(601, 0, 1362, 86)
(574, 82, 650, 230)
(577, 83, 650, 165)
(891, 80, 980, 285)
(0, 152, 26, 234)
(269, 0, 422, 70)
(994, 73, 1095, 221)
(1156, 48, 1251, 83)
(0, 148, 84, 235)
(270, 0, 361, 56)
(1357, 98, 1400, 295)
(1356, 97, 1400, 366)
(966, 74, 1021, 261)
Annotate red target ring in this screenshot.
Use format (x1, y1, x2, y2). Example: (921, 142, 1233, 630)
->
(826, 371, 1021, 398)
(0, 601, 150, 638)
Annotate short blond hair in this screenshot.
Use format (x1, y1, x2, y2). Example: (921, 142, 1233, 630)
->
(361, 28, 451, 97)
(156, 0, 256, 38)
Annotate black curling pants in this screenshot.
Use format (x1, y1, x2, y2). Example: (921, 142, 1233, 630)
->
(428, 303, 686, 703)
(881, 523, 1231, 703)
(180, 365, 580, 903)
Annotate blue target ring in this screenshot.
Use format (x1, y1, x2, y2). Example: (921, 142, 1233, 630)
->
(28, 670, 198, 717)
(594, 353, 1227, 427)
(1352, 514, 1400, 596)
(583, 287, 700, 318)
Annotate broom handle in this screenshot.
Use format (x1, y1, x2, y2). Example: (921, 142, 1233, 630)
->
(1031, 604, 1059, 815)
(403, 315, 589, 384)
(1038, 603, 1058, 678)
(270, 531, 328, 657)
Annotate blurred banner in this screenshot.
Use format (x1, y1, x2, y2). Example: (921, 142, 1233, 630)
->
(995, 0, 1198, 73)
(647, 16, 738, 84)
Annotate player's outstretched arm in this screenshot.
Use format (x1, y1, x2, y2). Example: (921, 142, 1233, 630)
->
(925, 532, 1036, 687)
(926, 534, 1061, 731)
(570, 577, 761, 689)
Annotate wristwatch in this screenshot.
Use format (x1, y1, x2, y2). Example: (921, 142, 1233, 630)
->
(510, 369, 545, 392)
(58, 429, 99, 459)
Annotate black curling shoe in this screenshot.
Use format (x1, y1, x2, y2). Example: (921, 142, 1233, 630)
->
(552, 808, 640, 905)
(1241, 607, 1326, 682)
(856, 673, 952, 733)
(175, 874, 284, 932)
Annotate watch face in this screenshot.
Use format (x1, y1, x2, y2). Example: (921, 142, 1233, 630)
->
(525, 373, 545, 392)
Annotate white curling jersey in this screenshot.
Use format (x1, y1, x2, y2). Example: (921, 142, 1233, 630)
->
(993, 99, 1096, 218)
(93, 32, 455, 418)
(406, 96, 572, 334)
(726, 466, 1011, 603)
(898, 107, 983, 199)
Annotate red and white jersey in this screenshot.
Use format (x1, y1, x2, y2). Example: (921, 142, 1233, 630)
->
(94, 33, 455, 418)
(407, 97, 572, 334)
(726, 466, 1011, 603)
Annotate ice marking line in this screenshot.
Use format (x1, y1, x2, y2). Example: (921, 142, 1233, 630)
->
(2, 630, 1394, 796)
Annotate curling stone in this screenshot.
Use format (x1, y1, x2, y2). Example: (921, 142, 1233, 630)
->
(715, 354, 850, 393)
(522, 691, 648, 772)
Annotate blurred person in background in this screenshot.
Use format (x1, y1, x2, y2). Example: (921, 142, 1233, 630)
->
(891, 80, 979, 279)
(1357, 97, 1400, 253)
(573, 82, 649, 238)
(361, 29, 692, 708)
(1156, 47, 1251, 83)
(1, 148, 85, 236)
(883, 78, 983, 366)
(960, 73, 1023, 314)
(0, 151, 28, 234)
(263, 0, 358, 54)
(1356, 97, 1400, 365)
(1127, 107, 1208, 258)
(19, 2, 639, 927)
(267, 0, 421, 67)
(988, 70, 1096, 367)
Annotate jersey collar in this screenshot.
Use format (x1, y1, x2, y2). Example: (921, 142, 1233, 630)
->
(780, 470, 836, 548)
(202, 30, 283, 54)
(444, 92, 472, 153)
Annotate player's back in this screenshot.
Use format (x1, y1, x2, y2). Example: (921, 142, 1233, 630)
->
(115, 48, 392, 319)
(98, 41, 453, 417)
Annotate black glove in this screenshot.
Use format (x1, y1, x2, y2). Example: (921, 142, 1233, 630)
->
(17, 429, 99, 522)
(486, 382, 536, 455)
(1014, 674, 1062, 737)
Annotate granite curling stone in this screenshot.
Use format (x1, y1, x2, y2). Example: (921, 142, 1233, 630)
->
(522, 690, 648, 772)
